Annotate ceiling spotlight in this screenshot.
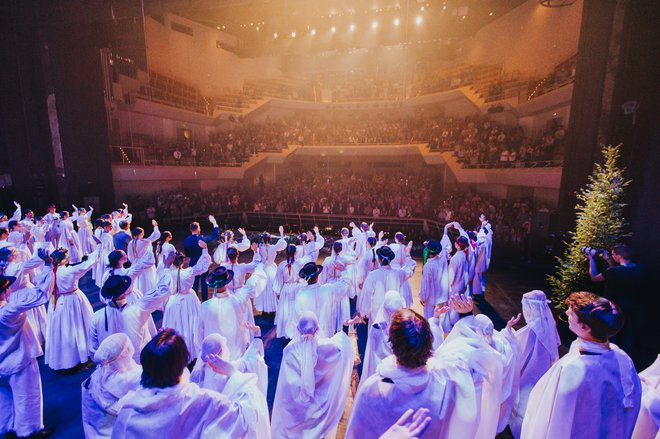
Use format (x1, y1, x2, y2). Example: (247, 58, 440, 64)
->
(311, 28, 316, 35)
(216, 26, 220, 30)
(421, 6, 425, 11)
(393, 18, 400, 26)
(256, 26, 260, 31)
(415, 15, 423, 25)
(273, 33, 278, 39)
(349, 23, 356, 31)
(489, 12, 494, 16)
(291, 31, 296, 38)
(462, 15, 466, 19)
(371, 21, 378, 29)
(331, 26, 337, 33)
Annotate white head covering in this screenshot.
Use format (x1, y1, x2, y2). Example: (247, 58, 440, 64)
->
(90, 333, 140, 411)
(292, 311, 320, 403)
(190, 333, 230, 384)
(383, 290, 404, 319)
(521, 290, 560, 360)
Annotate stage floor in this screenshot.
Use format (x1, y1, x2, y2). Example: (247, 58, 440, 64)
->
(37, 258, 553, 439)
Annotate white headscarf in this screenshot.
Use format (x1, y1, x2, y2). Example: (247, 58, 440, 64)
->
(521, 290, 560, 360)
(190, 333, 230, 384)
(90, 333, 141, 412)
(291, 311, 320, 403)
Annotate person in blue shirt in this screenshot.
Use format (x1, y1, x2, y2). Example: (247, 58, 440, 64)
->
(183, 215, 219, 301)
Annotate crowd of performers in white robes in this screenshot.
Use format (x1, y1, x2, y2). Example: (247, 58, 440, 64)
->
(0, 201, 658, 439)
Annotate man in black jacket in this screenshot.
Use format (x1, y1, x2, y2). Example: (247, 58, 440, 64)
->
(183, 215, 219, 301)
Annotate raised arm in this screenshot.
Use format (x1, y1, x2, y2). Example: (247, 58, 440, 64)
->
(234, 228, 250, 252)
(190, 242, 212, 277)
(9, 201, 21, 222)
(145, 220, 161, 243)
(136, 269, 173, 317)
(203, 215, 220, 243)
(235, 264, 267, 303)
(313, 226, 325, 250)
(0, 268, 52, 325)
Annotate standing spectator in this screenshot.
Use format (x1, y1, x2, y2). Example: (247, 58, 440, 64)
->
(184, 215, 219, 302)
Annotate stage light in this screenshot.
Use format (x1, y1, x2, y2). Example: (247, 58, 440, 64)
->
(421, 6, 425, 11)
(393, 18, 400, 26)
(371, 21, 378, 29)
(273, 33, 278, 39)
(415, 15, 423, 25)
(311, 28, 316, 35)
(256, 26, 260, 31)
(331, 26, 337, 33)
(291, 31, 296, 38)
(349, 23, 356, 31)
(216, 26, 220, 30)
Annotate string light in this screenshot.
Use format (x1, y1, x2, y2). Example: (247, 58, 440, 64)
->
(119, 147, 131, 164)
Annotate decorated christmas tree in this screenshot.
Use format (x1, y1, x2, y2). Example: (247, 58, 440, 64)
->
(548, 144, 631, 308)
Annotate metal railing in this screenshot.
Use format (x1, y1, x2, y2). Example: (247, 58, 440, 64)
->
(161, 211, 447, 237)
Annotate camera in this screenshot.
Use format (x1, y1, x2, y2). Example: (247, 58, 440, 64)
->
(581, 246, 604, 257)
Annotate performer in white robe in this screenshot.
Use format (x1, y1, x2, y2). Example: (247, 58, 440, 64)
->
(0, 202, 21, 230)
(632, 355, 660, 439)
(30, 217, 52, 255)
(505, 290, 560, 438)
(72, 205, 96, 255)
(272, 312, 354, 439)
(0, 248, 48, 346)
(200, 265, 267, 361)
(154, 231, 175, 270)
(418, 239, 451, 319)
(163, 242, 211, 361)
(274, 245, 303, 339)
(0, 269, 51, 438)
(112, 328, 250, 439)
(126, 220, 160, 294)
(320, 241, 351, 334)
(471, 226, 490, 298)
(359, 291, 404, 386)
(335, 228, 358, 299)
(212, 228, 250, 265)
(435, 307, 506, 439)
(358, 246, 414, 322)
(294, 262, 351, 338)
(522, 292, 642, 439)
(347, 308, 476, 439)
(388, 232, 415, 307)
(90, 256, 173, 362)
(190, 334, 271, 439)
(81, 333, 142, 439)
(252, 227, 286, 313)
(355, 234, 386, 297)
(93, 222, 115, 288)
(295, 226, 324, 265)
(45, 247, 99, 370)
(57, 211, 83, 264)
(349, 221, 375, 262)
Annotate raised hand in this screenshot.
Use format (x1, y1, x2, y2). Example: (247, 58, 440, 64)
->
(278, 225, 284, 236)
(37, 248, 52, 265)
(434, 304, 450, 319)
(380, 408, 432, 439)
(349, 222, 356, 229)
(13, 201, 20, 208)
(369, 222, 374, 231)
(204, 353, 235, 376)
(378, 230, 384, 240)
(507, 313, 522, 328)
(313, 225, 320, 234)
(448, 294, 474, 314)
(151, 219, 158, 228)
(238, 227, 245, 235)
(405, 240, 413, 255)
(208, 215, 217, 225)
(122, 202, 128, 210)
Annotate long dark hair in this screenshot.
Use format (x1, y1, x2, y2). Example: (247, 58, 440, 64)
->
(140, 329, 189, 388)
(155, 231, 172, 259)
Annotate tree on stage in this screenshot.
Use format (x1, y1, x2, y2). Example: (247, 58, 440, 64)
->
(549, 144, 631, 308)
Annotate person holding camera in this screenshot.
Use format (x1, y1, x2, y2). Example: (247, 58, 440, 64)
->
(587, 244, 646, 362)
